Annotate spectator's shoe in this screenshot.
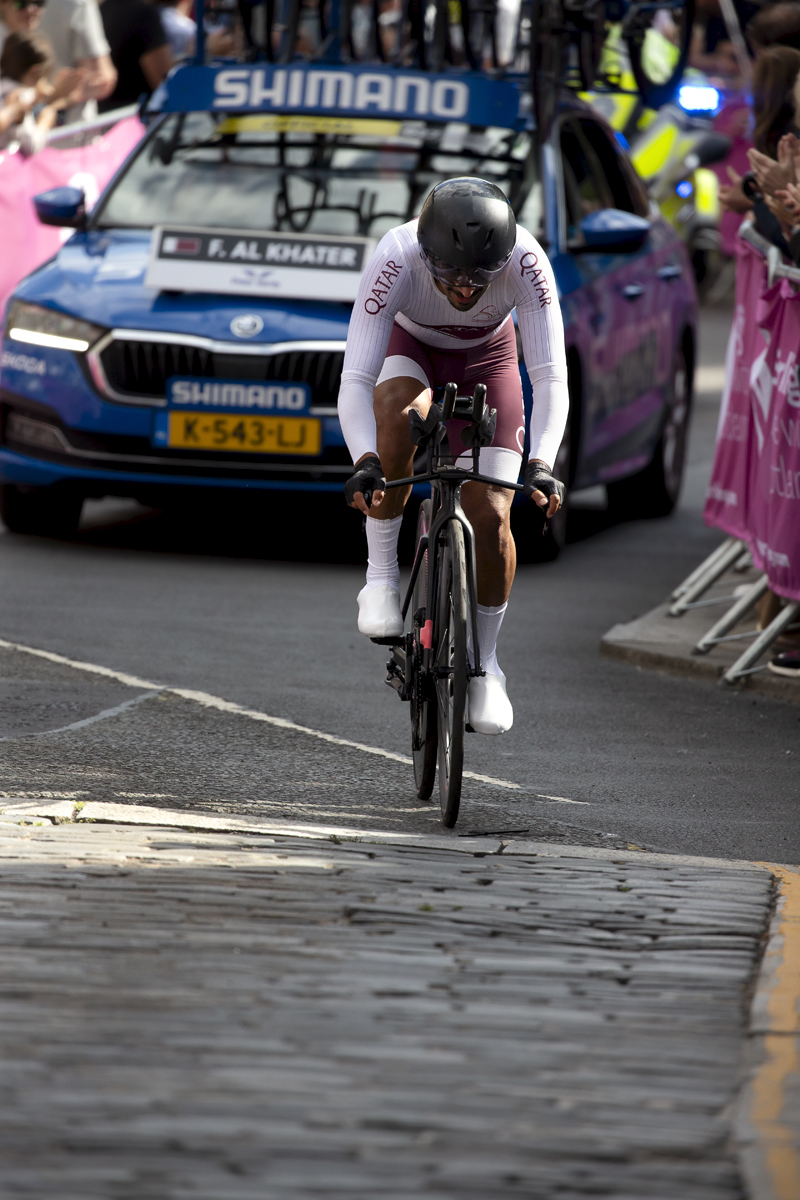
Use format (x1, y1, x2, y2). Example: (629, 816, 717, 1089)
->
(357, 585, 403, 639)
(467, 672, 513, 735)
(768, 650, 800, 679)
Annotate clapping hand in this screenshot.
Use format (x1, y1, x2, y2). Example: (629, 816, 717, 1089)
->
(719, 165, 752, 213)
(748, 135, 799, 198)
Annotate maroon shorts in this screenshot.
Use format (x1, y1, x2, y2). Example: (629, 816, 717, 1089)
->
(379, 320, 525, 478)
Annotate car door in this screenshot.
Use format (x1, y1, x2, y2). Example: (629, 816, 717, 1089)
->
(558, 115, 665, 484)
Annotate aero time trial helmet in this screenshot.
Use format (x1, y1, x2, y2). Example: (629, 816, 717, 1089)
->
(417, 177, 516, 288)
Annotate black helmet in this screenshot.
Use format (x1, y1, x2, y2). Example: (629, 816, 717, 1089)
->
(417, 177, 516, 288)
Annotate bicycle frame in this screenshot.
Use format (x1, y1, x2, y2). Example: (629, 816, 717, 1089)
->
(384, 393, 524, 685)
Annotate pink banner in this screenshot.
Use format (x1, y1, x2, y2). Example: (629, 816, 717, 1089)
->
(0, 116, 144, 320)
(703, 236, 766, 540)
(746, 277, 800, 601)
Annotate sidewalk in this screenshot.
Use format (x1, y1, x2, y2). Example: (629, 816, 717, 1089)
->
(601, 561, 800, 705)
(0, 802, 795, 1199)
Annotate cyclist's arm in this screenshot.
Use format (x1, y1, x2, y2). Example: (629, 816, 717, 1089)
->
(509, 233, 569, 489)
(339, 233, 410, 468)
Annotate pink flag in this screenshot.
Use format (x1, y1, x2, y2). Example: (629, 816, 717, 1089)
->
(703, 236, 766, 540)
(0, 116, 144, 320)
(746, 277, 800, 601)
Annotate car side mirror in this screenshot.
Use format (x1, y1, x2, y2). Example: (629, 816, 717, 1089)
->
(33, 186, 87, 229)
(578, 209, 650, 252)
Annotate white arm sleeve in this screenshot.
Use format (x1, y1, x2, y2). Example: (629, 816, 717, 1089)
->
(338, 231, 410, 464)
(510, 233, 569, 469)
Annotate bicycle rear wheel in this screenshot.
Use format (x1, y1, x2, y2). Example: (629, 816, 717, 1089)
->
(411, 500, 437, 801)
(434, 519, 468, 827)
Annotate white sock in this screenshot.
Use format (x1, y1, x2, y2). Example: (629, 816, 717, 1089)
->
(472, 602, 507, 676)
(364, 515, 403, 590)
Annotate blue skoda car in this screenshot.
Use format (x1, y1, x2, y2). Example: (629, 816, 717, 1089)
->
(0, 72, 696, 545)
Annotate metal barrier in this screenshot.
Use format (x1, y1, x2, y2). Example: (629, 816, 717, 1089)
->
(667, 221, 800, 684)
(44, 105, 139, 148)
(668, 538, 748, 617)
(739, 220, 800, 287)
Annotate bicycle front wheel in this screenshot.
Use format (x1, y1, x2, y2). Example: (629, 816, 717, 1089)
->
(434, 519, 468, 827)
(411, 499, 437, 801)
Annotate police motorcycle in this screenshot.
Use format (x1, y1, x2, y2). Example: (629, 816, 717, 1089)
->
(587, 54, 731, 293)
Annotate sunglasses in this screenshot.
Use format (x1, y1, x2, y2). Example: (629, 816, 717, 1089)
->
(12, 1, 46, 10)
(421, 246, 513, 289)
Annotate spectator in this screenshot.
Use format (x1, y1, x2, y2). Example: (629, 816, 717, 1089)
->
(691, 0, 759, 81)
(720, 47, 800, 215)
(747, 1, 800, 52)
(156, 0, 193, 59)
(38, 0, 116, 122)
(752, 45, 800, 155)
(0, 31, 73, 151)
(0, 0, 46, 56)
(98, 0, 171, 111)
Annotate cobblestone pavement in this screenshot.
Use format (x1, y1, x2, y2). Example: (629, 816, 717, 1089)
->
(0, 817, 773, 1199)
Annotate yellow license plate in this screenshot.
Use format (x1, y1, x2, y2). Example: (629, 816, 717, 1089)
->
(167, 412, 321, 456)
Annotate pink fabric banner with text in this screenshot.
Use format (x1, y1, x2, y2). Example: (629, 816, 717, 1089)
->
(703, 236, 766, 541)
(0, 116, 144, 320)
(746, 276, 800, 601)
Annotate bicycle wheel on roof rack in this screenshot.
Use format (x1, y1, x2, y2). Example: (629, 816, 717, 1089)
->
(461, 0, 497, 71)
(531, 0, 566, 142)
(575, 0, 608, 89)
(421, 0, 450, 70)
(623, 0, 695, 109)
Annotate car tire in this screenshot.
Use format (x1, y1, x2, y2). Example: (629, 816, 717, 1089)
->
(0, 484, 84, 538)
(607, 341, 692, 519)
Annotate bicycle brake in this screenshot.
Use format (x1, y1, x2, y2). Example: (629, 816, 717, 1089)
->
(408, 403, 444, 448)
(459, 407, 498, 450)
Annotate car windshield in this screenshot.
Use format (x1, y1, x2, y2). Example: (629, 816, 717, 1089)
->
(93, 111, 542, 239)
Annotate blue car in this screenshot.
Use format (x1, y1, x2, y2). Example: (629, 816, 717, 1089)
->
(0, 79, 696, 547)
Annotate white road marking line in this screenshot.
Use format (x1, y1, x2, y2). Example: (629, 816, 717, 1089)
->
(535, 793, 590, 805)
(171, 688, 523, 790)
(0, 639, 159, 691)
(0, 691, 161, 741)
(0, 638, 539, 795)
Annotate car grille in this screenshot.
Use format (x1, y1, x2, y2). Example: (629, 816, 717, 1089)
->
(97, 340, 345, 406)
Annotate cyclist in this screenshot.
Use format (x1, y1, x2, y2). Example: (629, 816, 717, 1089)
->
(340, 177, 568, 735)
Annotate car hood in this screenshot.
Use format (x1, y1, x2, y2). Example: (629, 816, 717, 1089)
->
(14, 229, 353, 343)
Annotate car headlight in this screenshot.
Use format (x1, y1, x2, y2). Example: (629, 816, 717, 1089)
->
(4, 301, 105, 353)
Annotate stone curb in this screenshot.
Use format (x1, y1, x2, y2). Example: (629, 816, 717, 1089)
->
(601, 600, 800, 706)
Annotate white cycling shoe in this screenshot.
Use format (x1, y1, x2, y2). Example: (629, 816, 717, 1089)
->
(357, 584, 404, 639)
(467, 672, 513, 735)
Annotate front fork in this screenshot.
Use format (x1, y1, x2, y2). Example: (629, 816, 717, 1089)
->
(385, 485, 484, 699)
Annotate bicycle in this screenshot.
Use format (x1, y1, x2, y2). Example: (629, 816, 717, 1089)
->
(368, 381, 529, 828)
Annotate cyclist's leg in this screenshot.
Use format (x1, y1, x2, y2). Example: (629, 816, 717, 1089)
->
(457, 324, 524, 732)
(458, 320, 524, 608)
(369, 324, 436, 521)
(357, 327, 435, 637)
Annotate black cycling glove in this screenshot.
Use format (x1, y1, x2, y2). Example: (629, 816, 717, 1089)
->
(523, 461, 565, 507)
(344, 455, 386, 509)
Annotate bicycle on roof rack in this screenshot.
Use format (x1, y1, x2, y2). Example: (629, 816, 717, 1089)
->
(189, 0, 694, 144)
(369, 381, 527, 829)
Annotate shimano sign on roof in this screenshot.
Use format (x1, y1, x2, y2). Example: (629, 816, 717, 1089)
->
(147, 62, 523, 129)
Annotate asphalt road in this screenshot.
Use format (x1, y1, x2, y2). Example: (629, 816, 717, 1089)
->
(1, 304, 797, 864)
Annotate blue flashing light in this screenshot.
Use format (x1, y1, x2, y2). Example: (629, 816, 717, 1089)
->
(678, 83, 721, 115)
(676, 180, 693, 198)
(614, 130, 630, 151)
